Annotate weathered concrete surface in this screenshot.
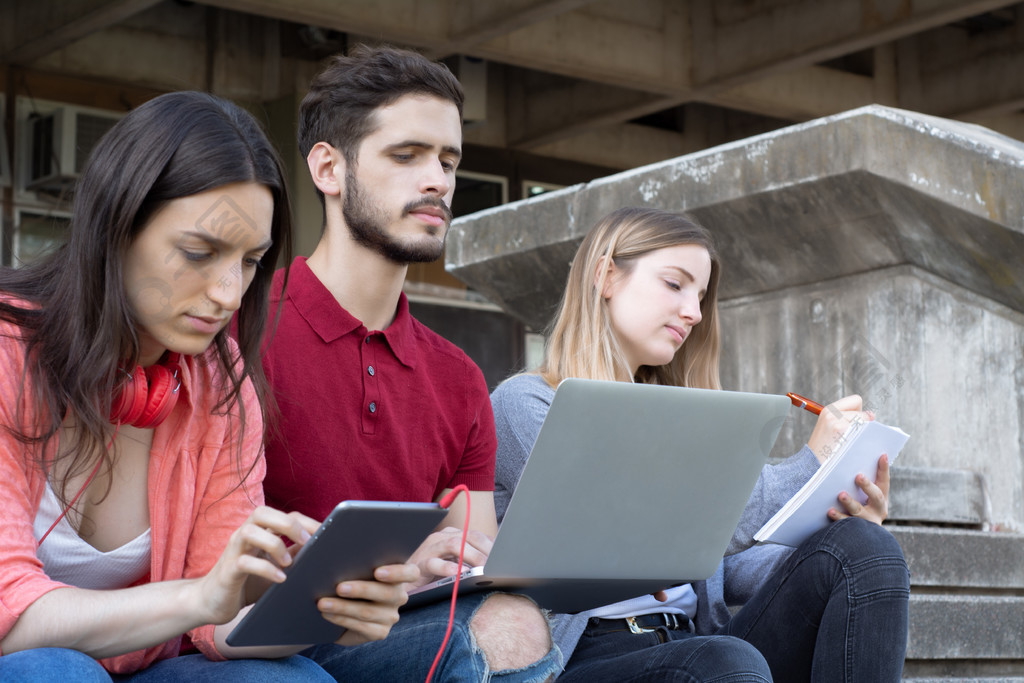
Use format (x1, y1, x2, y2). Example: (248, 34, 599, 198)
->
(906, 594, 1024, 660)
(722, 265, 1024, 528)
(447, 105, 1024, 529)
(887, 467, 986, 527)
(447, 105, 1024, 331)
(889, 526, 1024, 589)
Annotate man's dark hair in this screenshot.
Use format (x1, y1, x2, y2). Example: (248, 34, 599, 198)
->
(298, 44, 465, 171)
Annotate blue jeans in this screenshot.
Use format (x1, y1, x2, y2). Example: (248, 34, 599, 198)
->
(719, 517, 910, 682)
(303, 592, 563, 682)
(0, 648, 331, 682)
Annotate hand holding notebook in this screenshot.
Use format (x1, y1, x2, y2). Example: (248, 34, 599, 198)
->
(755, 416, 910, 547)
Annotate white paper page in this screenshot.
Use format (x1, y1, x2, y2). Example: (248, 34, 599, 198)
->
(754, 421, 909, 547)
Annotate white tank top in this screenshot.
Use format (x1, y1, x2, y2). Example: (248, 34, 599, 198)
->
(33, 482, 152, 590)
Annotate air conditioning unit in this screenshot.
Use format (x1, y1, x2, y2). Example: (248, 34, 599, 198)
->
(25, 105, 121, 193)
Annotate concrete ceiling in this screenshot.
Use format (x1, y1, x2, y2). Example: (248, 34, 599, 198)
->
(2, 0, 1023, 171)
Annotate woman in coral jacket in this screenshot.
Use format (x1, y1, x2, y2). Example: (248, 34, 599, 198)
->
(0, 91, 414, 681)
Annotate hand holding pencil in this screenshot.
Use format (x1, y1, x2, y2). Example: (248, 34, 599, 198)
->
(786, 392, 824, 415)
(788, 393, 873, 463)
(787, 391, 890, 527)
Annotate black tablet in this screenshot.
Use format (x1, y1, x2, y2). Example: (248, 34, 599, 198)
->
(226, 500, 447, 647)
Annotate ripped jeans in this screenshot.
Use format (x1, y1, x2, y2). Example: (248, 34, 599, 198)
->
(302, 592, 562, 682)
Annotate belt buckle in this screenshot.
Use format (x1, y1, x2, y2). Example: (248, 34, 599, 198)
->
(625, 616, 653, 634)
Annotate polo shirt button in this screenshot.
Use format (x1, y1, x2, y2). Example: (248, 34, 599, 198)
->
(368, 365, 375, 376)
(369, 401, 377, 413)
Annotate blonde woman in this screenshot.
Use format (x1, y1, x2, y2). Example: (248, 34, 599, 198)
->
(491, 207, 910, 682)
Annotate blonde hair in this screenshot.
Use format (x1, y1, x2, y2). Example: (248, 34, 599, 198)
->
(539, 207, 722, 390)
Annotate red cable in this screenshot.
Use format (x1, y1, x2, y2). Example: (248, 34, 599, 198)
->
(37, 424, 121, 547)
(425, 484, 470, 683)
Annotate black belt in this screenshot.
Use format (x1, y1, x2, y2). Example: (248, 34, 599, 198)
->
(586, 613, 692, 635)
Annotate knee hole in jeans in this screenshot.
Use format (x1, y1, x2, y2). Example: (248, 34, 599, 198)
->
(470, 593, 553, 671)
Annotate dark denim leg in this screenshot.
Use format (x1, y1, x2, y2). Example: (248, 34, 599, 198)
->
(719, 517, 910, 683)
(560, 627, 772, 683)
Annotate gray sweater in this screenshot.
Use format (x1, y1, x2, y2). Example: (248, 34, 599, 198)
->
(491, 373, 821, 663)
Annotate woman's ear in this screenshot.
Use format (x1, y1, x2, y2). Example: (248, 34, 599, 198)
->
(595, 255, 617, 299)
(306, 142, 344, 197)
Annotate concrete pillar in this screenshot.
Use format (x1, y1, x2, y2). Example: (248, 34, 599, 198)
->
(446, 105, 1024, 528)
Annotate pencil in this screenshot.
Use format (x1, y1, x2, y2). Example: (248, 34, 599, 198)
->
(786, 392, 824, 416)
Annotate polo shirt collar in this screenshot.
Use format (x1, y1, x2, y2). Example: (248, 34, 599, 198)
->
(381, 294, 417, 369)
(287, 257, 418, 369)
(288, 257, 362, 343)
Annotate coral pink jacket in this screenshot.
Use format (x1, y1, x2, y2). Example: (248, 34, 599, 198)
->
(0, 316, 265, 673)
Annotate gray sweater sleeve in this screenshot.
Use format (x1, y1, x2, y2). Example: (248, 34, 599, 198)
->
(726, 445, 821, 556)
(492, 374, 555, 523)
(492, 375, 583, 665)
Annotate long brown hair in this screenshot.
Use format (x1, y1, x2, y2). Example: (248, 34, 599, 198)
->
(540, 207, 722, 389)
(0, 91, 292, 506)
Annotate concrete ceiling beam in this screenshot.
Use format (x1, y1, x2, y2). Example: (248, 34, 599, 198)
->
(1, 0, 162, 65)
(505, 72, 679, 148)
(514, 0, 1021, 150)
(971, 112, 1024, 140)
(427, 0, 601, 58)
(528, 122, 691, 170)
(199, 0, 693, 94)
(464, 1, 692, 95)
(703, 66, 878, 123)
(689, 0, 1019, 91)
(196, 0, 456, 51)
(897, 12, 1024, 119)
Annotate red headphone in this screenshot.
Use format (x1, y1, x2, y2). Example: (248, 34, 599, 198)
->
(36, 353, 183, 548)
(110, 352, 182, 428)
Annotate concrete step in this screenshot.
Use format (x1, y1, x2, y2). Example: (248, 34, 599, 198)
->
(889, 524, 1024, 677)
(907, 594, 1024, 660)
(889, 526, 1024, 589)
(889, 466, 986, 527)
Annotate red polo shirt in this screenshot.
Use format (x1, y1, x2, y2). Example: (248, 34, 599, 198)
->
(261, 257, 496, 522)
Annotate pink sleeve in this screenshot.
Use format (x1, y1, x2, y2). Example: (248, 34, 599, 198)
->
(0, 330, 69, 653)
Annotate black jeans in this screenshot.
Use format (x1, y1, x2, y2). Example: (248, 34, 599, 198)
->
(561, 518, 910, 682)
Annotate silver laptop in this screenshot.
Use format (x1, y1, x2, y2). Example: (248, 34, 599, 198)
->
(405, 377, 790, 614)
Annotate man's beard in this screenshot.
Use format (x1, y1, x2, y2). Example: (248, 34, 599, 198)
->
(343, 167, 451, 264)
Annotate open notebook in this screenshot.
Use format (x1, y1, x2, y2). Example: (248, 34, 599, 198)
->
(755, 419, 910, 547)
(405, 378, 791, 614)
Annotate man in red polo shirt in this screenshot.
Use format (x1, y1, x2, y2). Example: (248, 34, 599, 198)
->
(261, 46, 560, 682)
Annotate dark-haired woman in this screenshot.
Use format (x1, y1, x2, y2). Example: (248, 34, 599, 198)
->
(0, 91, 412, 681)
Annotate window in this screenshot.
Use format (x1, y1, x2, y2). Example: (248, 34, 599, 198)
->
(522, 180, 564, 199)
(454, 170, 508, 218)
(14, 209, 70, 266)
(524, 332, 546, 371)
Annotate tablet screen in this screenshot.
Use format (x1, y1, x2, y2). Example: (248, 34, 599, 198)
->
(227, 500, 447, 647)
